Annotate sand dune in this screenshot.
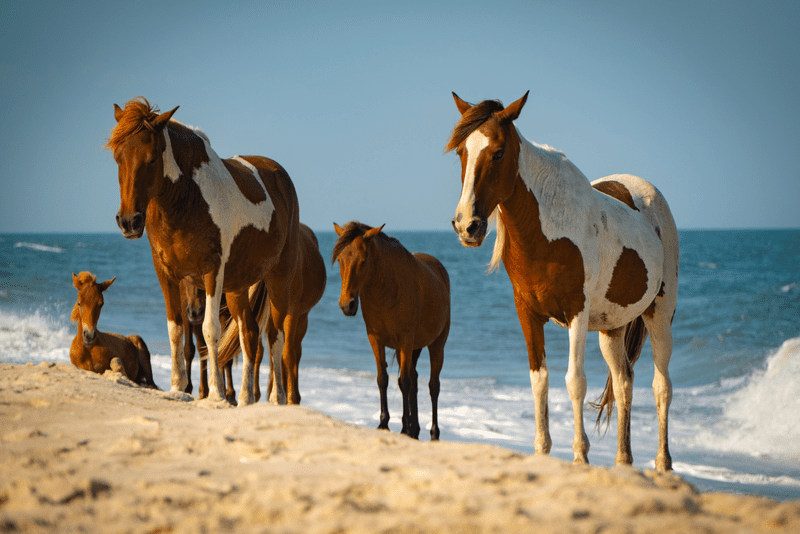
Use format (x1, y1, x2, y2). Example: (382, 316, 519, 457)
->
(1, 361, 798, 533)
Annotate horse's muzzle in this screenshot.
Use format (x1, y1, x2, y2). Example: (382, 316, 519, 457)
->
(451, 215, 487, 247)
(339, 298, 358, 317)
(82, 328, 98, 347)
(186, 305, 205, 325)
(116, 211, 145, 239)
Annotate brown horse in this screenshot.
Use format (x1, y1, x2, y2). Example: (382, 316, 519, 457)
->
(70, 272, 157, 388)
(332, 222, 450, 440)
(180, 278, 236, 404)
(217, 223, 327, 405)
(447, 92, 679, 471)
(107, 97, 302, 405)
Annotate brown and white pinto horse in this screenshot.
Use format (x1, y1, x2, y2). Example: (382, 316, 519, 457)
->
(70, 272, 157, 388)
(107, 97, 301, 406)
(447, 92, 679, 472)
(180, 278, 236, 404)
(333, 222, 450, 440)
(216, 223, 327, 405)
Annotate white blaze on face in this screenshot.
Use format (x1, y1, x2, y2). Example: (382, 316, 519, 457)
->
(455, 130, 490, 223)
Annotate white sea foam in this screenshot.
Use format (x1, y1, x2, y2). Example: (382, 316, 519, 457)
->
(13, 242, 65, 253)
(0, 309, 72, 364)
(689, 337, 800, 459)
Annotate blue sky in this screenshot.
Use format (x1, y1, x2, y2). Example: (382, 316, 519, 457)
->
(1, 0, 798, 232)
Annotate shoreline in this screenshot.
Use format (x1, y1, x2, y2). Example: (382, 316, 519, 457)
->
(2, 362, 799, 533)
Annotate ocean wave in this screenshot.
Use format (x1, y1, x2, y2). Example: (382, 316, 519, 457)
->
(690, 337, 800, 459)
(0, 309, 72, 365)
(14, 242, 65, 253)
(673, 462, 800, 488)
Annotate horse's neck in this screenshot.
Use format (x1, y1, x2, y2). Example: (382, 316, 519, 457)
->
(151, 125, 215, 227)
(508, 134, 596, 236)
(496, 134, 597, 265)
(362, 241, 405, 304)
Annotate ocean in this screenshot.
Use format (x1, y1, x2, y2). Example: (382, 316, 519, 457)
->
(1, 229, 798, 501)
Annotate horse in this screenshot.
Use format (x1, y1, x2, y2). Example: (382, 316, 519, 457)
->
(107, 97, 303, 406)
(332, 222, 450, 440)
(447, 92, 679, 472)
(70, 272, 157, 388)
(216, 223, 327, 405)
(180, 278, 236, 404)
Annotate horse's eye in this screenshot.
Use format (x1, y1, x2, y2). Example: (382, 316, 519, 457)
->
(492, 150, 505, 161)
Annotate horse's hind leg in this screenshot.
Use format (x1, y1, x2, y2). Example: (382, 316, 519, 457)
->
(643, 311, 673, 472)
(428, 333, 446, 441)
(283, 313, 307, 405)
(127, 335, 154, 388)
(223, 360, 237, 405)
(598, 327, 634, 465)
(226, 290, 260, 406)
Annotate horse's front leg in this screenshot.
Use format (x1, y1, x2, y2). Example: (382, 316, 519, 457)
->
(226, 290, 260, 406)
(566, 311, 590, 464)
(368, 335, 390, 430)
(397, 345, 420, 439)
(183, 318, 195, 395)
(157, 274, 187, 394)
(515, 295, 551, 455)
(201, 271, 226, 402)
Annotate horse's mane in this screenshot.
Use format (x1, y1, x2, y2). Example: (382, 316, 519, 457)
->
(445, 99, 505, 153)
(105, 97, 161, 152)
(331, 222, 406, 264)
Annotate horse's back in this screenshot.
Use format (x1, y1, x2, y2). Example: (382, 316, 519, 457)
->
(412, 252, 451, 294)
(298, 223, 327, 311)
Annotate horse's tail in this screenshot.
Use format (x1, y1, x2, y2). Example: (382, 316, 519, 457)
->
(591, 315, 648, 430)
(210, 282, 270, 367)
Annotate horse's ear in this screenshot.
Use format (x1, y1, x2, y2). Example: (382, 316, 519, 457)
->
(452, 92, 472, 115)
(364, 224, 385, 239)
(499, 91, 529, 122)
(72, 272, 80, 289)
(152, 106, 179, 131)
(99, 277, 116, 292)
(334, 223, 345, 236)
(114, 104, 124, 123)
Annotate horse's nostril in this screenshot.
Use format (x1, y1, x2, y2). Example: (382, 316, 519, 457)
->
(466, 220, 481, 235)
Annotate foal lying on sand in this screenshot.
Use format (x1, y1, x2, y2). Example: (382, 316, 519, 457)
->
(70, 271, 157, 389)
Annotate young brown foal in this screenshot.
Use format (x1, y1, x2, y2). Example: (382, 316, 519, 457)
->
(333, 222, 450, 440)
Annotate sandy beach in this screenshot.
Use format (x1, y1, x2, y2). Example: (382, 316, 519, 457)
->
(1, 362, 798, 533)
